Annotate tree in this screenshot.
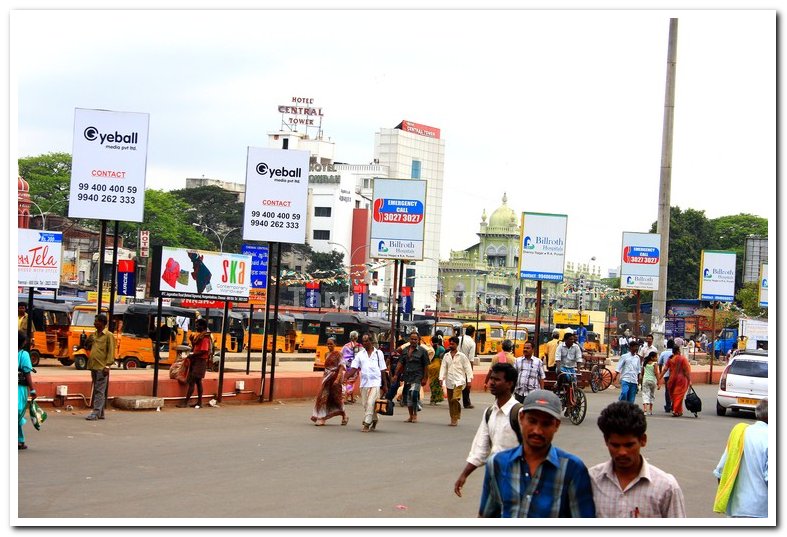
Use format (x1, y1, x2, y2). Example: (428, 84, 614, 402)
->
(170, 186, 245, 253)
(308, 251, 347, 293)
(142, 190, 212, 249)
(18, 152, 72, 216)
(735, 281, 766, 318)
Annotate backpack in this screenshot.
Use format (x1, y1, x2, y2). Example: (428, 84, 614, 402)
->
(485, 402, 523, 443)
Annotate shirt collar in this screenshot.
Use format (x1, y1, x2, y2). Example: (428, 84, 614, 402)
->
(496, 396, 518, 415)
(600, 456, 653, 488)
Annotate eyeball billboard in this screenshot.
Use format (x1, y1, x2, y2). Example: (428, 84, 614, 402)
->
(620, 232, 661, 291)
(369, 179, 427, 260)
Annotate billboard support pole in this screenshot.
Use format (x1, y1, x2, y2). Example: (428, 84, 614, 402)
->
(534, 281, 543, 353)
(396, 260, 404, 336)
(258, 241, 274, 403)
(246, 303, 253, 375)
(216, 300, 229, 403)
(268, 242, 283, 402)
(108, 220, 119, 327)
(513, 282, 522, 357)
(153, 296, 163, 397)
(709, 301, 717, 384)
(96, 220, 107, 315)
(390, 260, 399, 353)
(635, 290, 641, 337)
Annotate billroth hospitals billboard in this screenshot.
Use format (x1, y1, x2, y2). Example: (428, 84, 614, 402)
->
(698, 250, 737, 302)
(518, 212, 567, 282)
(620, 232, 661, 291)
(369, 179, 427, 260)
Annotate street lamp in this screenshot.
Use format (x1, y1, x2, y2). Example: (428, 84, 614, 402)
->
(192, 223, 239, 253)
(23, 199, 65, 230)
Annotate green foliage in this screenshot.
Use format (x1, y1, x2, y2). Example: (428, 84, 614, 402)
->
(308, 250, 346, 292)
(18, 152, 72, 216)
(735, 281, 766, 317)
(143, 190, 212, 249)
(170, 186, 245, 253)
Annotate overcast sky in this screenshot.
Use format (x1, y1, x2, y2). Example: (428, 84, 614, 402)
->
(11, 6, 776, 275)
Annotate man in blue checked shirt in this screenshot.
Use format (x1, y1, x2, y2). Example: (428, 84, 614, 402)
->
(479, 389, 595, 518)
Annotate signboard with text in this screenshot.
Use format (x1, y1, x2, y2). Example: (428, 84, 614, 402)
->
(242, 243, 269, 306)
(519, 212, 567, 282)
(69, 108, 149, 222)
(759, 263, 768, 308)
(117, 259, 136, 296)
(369, 179, 427, 260)
(699, 250, 737, 302)
(305, 281, 320, 308)
(18, 229, 62, 289)
(242, 147, 309, 244)
(150, 246, 251, 302)
(620, 232, 661, 291)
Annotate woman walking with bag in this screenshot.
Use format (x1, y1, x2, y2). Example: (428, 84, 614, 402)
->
(177, 318, 211, 409)
(427, 335, 445, 405)
(659, 337, 692, 417)
(310, 338, 349, 426)
(18, 330, 36, 450)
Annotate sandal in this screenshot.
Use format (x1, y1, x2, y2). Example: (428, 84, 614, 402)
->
(341, 417, 349, 426)
(18, 443, 27, 450)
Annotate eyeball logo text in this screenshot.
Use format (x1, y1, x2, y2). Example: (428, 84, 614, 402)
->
(83, 126, 139, 145)
(377, 241, 389, 253)
(523, 236, 536, 250)
(256, 162, 302, 180)
(703, 268, 712, 279)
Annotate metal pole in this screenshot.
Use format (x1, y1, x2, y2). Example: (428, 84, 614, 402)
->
(258, 240, 274, 402)
(389, 260, 399, 352)
(153, 296, 163, 397)
(709, 301, 717, 384)
(216, 301, 229, 402)
(246, 303, 253, 375)
(26, 287, 34, 350)
(268, 242, 282, 402)
(513, 283, 521, 356)
(108, 221, 119, 327)
(396, 260, 404, 334)
(635, 290, 641, 337)
(652, 18, 679, 350)
(534, 281, 543, 355)
(96, 220, 107, 315)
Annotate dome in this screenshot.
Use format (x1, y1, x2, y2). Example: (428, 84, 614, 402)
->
(488, 193, 516, 228)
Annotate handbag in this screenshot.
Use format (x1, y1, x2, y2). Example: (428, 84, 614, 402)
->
(29, 400, 47, 431)
(374, 398, 394, 416)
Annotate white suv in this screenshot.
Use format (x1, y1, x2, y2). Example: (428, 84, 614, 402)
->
(716, 350, 768, 416)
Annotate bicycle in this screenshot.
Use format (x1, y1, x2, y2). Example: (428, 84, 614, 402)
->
(553, 371, 587, 425)
(589, 364, 613, 393)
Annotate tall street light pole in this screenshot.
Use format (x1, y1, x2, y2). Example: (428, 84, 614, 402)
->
(193, 223, 239, 253)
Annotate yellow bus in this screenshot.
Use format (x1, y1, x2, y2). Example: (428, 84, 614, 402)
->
(463, 321, 506, 355)
(243, 311, 297, 353)
(293, 312, 323, 353)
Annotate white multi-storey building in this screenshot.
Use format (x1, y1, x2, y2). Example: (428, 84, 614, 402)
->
(371, 120, 445, 315)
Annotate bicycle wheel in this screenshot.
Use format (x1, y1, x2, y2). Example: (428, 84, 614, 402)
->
(597, 367, 613, 391)
(590, 365, 601, 393)
(568, 389, 587, 425)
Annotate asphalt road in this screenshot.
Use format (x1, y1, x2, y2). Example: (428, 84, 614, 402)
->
(17, 382, 753, 521)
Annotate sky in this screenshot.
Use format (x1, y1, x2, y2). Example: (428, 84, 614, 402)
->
(10, 5, 777, 277)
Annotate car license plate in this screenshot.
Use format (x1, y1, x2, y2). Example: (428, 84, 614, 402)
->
(737, 398, 758, 405)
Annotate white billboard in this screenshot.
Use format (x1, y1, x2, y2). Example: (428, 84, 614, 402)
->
(18, 229, 62, 289)
(699, 250, 737, 302)
(153, 247, 251, 302)
(69, 108, 149, 222)
(242, 147, 309, 244)
(759, 263, 768, 308)
(620, 232, 661, 291)
(518, 212, 567, 282)
(369, 179, 427, 260)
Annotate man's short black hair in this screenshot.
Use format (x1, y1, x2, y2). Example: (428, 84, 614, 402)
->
(502, 339, 513, 352)
(95, 313, 108, 324)
(195, 318, 208, 330)
(449, 336, 460, 345)
(666, 338, 674, 349)
(464, 325, 475, 336)
(491, 362, 517, 384)
(597, 401, 647, 440)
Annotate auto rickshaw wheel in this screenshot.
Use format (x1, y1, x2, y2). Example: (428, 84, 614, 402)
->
(29, 350, 41, 367)
(74, 355, 88, 370)
(123, 357, 142, 370)
(59, 358, 74, 366)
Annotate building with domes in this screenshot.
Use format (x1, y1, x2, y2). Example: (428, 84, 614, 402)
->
(437, 193, 603, 319)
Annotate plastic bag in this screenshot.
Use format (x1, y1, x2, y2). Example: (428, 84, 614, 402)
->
(29, 400, 47, 431)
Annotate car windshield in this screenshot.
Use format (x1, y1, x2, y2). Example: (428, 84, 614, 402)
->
(729, 359, 768, 378)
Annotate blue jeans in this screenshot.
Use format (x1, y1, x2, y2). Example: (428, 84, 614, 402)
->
(619, 380, 638, 403)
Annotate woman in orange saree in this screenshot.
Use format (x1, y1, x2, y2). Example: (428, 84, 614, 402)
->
(310, 338, 349, 426)
(660, 337, 692, 417)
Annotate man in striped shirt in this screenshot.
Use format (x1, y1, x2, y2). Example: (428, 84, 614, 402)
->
(589, 401, 686, 517)
(479, 390, 595, 518)
(513, 341, 545, 403)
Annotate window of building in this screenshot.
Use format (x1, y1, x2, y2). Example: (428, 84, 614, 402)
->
(314, 207, 332, 217)
(363, 178, 371, 189)
(313, 230, 330, 241)
(355, 200, 360, 208)
(411, 160, 421, 179)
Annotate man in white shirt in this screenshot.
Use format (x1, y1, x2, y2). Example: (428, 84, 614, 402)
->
(439, 336, 474, 426)
(458, 325, 477, 409)
(638, 334, 658, 361)
(454, 362, 520, 498)
(345, 333, 389, 432)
